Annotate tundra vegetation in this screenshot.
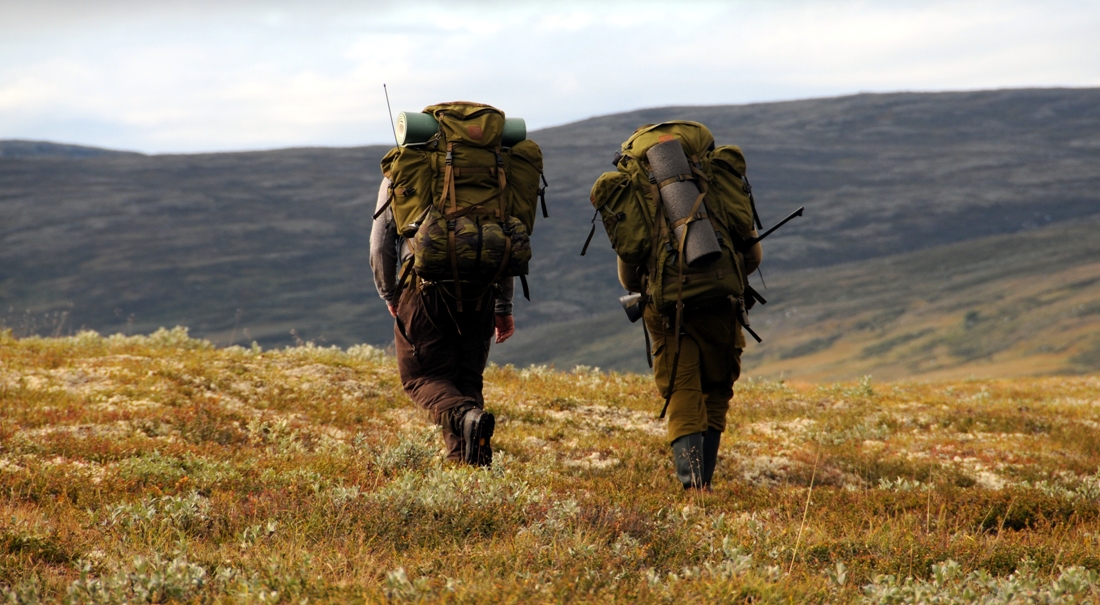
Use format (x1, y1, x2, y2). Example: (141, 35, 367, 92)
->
(1, 328, 1099, 603)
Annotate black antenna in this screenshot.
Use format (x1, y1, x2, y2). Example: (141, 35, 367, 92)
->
(383, 84, 399, 147)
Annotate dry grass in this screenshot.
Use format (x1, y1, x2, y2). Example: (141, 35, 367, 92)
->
(1, 328, 1099, 603)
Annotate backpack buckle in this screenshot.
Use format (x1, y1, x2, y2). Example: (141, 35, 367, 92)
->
(446, 150, 453, 165)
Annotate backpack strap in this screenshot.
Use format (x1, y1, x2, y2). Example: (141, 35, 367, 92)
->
(692, 160, 728, 244)
(655, 164, 712, 419)
(391, 257, 416, 307)
(519, 274, 531, 301)
(488, 145, 515, 293)
(373, 183, 396, 220)
(646, 175, 665, 276)
(732, 295, 763, 343)
(643, 168, 686, 419)
(642, 320, 653, 369)
(441, 142, 465, 311)
(539, 173, 549, 218)
(637, 271, 653, 370)
(454, 145, 514, 311)
(580, 208, 599, 256)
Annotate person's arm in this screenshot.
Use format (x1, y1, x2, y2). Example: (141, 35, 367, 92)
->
(368, 178, 399, 317)
(617, 257, 644, 292)
(743, 230, 763, 276)
(494, 278, 515, 343)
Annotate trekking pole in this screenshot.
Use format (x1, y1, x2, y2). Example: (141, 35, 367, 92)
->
(742, 206, 804, 248)
(658, 327, 684, 419)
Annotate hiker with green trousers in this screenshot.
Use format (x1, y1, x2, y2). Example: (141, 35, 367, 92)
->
(619, 246, 760, 491)
(587, 121, 765, 491)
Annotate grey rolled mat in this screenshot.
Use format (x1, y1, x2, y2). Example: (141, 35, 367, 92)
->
(646, 140, 721, 266)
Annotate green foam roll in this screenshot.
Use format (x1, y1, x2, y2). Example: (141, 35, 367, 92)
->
(502, 118, 526, 147)
(396, 112, 439, 147)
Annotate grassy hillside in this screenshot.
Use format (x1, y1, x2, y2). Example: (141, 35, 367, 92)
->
(495, 216, 1100, 379)
(3, 89, 1099, 366)
(0, 146, 390, 348)
(2, 332, 1099, 602)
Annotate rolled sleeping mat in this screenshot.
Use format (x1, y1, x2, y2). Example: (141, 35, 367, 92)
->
(396, 112, 439, 147)
(645, 139, 721, 266)
(501, 117, 526, 147)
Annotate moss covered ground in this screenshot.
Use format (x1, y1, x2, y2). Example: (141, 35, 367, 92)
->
(1, 328, 1098, 603)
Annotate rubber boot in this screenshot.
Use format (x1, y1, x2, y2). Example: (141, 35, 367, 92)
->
(701, 428, 722, 490)
(671, 432, 705, 490)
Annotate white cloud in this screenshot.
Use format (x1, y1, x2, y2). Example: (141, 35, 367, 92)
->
(1, 0, 1097, 152)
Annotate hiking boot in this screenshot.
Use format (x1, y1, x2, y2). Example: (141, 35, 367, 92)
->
(444, 404, 474, 437)
(671, 432, 705, 490)
(701, 427, 722, 490)
(461, 407, 495, 467)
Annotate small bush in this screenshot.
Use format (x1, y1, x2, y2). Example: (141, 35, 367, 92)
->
(862, 559, 1100, 604)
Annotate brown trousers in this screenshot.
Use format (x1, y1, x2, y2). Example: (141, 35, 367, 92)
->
(644, 299, 743, 444)
(394, 282, 496, 460)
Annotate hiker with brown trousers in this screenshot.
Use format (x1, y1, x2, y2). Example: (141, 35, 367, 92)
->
(586, 121, 774, 491)
(371, 102, 546, 467)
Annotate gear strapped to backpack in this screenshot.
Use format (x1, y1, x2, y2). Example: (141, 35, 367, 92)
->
(380, 102, 547, 310)
(585, 120, 765, 419)
(585, 121, 762, 317)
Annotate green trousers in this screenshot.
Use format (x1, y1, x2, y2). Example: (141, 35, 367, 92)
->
(644, 300, 743, 443)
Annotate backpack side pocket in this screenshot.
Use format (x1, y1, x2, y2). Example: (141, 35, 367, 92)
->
(589, 171, 651, 266)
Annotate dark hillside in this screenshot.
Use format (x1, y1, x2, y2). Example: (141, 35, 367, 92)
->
(0, 140, 142, 159)
(0, 147, 389, 346)
(525, 88, 1100, 326)
(2, 88, 1099, 372)
(496, 217, 1100, 378)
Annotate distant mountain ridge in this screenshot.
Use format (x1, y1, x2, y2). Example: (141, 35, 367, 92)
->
(2, 88, 1099, 379)
(0, 140, 142, 159)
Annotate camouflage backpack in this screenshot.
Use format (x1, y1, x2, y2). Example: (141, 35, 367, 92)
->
(380, 102, 547, 309)
(584, 121, 761, 316)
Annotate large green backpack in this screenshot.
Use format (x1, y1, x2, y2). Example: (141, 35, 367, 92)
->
(380, 102, 546, 308)
(586, 121, 760, 315)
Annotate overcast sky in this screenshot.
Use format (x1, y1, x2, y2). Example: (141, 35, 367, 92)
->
(2, 0, 1097, 153)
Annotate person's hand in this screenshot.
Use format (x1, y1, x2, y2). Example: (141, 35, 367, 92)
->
(388, 304, 397, 318)
(494, 315, 515, 344)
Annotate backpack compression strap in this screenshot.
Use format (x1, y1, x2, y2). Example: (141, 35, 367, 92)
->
(440, 142, 465, 311)
(488, 145, 514, 287)
(656, 169, 710, 420)
(438, 142, 515, 312)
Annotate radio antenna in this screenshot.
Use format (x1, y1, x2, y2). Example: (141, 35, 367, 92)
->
(383, 84, 399, 147)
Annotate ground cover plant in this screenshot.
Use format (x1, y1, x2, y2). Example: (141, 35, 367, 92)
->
(1, 327, 1098, 603)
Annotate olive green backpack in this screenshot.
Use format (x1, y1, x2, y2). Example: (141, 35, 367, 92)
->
(379, 102, 547, 309)
(584, 121, 761, 316)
